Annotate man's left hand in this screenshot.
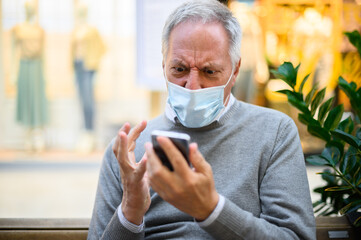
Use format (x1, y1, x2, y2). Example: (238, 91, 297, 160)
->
(145, 137, 219, 221)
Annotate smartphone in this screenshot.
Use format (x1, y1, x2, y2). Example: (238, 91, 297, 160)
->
(151, 130, 191, 171)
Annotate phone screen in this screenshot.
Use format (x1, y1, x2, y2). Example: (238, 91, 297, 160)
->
(151, 130, 190, 171)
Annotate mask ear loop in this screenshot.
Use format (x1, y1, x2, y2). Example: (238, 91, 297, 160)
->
(164, 65, 168, 87)
(223, 69, 234, 106)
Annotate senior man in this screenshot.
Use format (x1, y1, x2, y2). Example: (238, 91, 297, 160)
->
(88, 0, 316, 239)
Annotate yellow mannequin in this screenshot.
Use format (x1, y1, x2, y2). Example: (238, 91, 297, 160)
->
(71, 3, 105, 71)
(71, 2, 105, 153)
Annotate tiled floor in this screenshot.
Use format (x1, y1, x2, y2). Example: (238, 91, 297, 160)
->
(0, 150, 325, 218)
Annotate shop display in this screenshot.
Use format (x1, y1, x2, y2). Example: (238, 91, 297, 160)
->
(230, 1, 269, 105)
(11, 0, 48, 151)
(71, 2, 106, 153)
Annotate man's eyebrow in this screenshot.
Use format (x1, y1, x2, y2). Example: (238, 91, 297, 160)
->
(202, 62, 223, 70)
(170, 59, 186, 66)
(169, 59, 224, 70)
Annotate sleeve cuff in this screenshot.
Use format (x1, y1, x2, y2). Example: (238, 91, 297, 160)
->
(196, 194, 225, 227)
(117, 204, 145, 233)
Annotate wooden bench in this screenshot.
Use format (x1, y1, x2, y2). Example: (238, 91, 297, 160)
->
(316, 216, 358, 240)
(0, 216, 358, 239)
(0, 218, 89, 240)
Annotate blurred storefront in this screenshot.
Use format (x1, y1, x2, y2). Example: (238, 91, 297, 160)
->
(230, 0, 361, 154)
(0, 0, 360, 155)
(0, 0, 151, 153)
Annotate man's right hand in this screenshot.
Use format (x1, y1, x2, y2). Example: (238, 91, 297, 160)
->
(112, 121, 150, 225)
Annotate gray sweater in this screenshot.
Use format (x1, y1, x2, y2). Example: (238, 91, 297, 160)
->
(88, 100, 316, 239)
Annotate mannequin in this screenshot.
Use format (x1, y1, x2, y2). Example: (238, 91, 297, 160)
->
(71, 2, 105, 153)
(288, 8, 334, 93)
(11, 0, 48, 152)
(230, 2, 269, 104)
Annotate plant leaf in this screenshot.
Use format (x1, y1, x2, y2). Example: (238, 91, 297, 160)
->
(276, 90, 303, 101)
(354, 216, 361, 227)
(356, 128, 361, 140)
(324, 105, 344, 130)
(294, 63, 300, 74)
(276, 89, 293, 96)
(339, 199, 361, 215)
(298, 113, 320, 126)
(339, 77, 357, 98)
(352, 166, 361, 185)
(343, 146, 360, 178)
(308, 125, 331, 142)
(321, 146, 341, 166)
(313, 201, 327, 214)
(356, 173, 361, 187)
(298, 73, 310, 93)
(318, 97, 334, 124)
(340, 146, 352, 175)
(278, 90, 309, 114)
(312, 199, 325, 208)
(311, 88, 326, 116)
(331, 129, 361, 149)
(271, 62, 298, 89)
(337, 116, 354, 134)
(277, 62, 297, 88)
(317, 170, 339, 179)
(344, 30, 361, 57)
(338, 78, 361, 121)
(306, 155, 329, 166)
(325, 186, 353, 192)
(305, 85, 317, 107)
(326, 141, 344, 160)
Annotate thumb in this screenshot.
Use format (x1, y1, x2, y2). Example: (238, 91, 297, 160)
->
(189, 143, 209, 173)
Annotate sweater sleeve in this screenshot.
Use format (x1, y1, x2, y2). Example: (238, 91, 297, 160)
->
(201, 118, 316, 240)
(87, 140, 145, 240)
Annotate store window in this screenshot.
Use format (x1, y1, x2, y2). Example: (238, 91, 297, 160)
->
(0, 0, 150, 218)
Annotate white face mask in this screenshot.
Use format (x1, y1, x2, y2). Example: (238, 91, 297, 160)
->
(166, 71, 233, 128)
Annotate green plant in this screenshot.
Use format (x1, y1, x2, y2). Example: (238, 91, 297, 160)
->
(271, 46, 361, 225)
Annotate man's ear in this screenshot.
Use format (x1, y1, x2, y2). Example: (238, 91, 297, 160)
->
(162, 60, 165, 77)
(231, 58, 241, 87)
(233, 58, 241, 78)
(162, 60, 166, 71)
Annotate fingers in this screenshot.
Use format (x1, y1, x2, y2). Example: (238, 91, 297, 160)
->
(128, 120, 147, 151)
(135, 156, 147, 181)
(117, 131, 133, 173)
(145, 142, 173, 196)
(189, 143, 210, 174)
(145, 142, 164, 174)
(112, 122, 131, 157)
(156, 136, 190, 175)
(112, 121, 147, 162)
(120, 122, 131, 135)
(113, 121, 147, 174)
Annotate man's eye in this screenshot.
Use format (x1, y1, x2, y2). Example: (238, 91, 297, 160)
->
(205, 69, 215, 74)
(176, 67, 185, 72)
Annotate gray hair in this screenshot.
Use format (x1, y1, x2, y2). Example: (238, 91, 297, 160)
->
(161, 0, 242, 68)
